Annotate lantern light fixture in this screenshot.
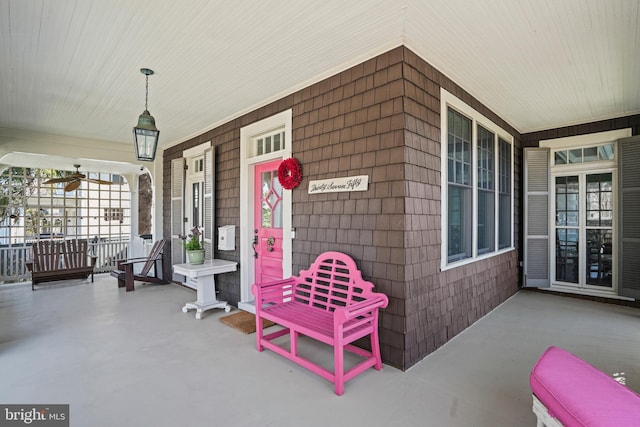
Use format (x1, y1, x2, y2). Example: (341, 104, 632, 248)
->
(133, 68, 159, 161)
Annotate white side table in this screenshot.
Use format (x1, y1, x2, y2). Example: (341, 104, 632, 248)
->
(173, 259, 238, 319)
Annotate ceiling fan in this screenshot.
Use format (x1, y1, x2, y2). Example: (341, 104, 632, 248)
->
(42, 164, 113, 192)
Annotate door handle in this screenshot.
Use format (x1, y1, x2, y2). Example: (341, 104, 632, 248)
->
(252, 235, 258, 259)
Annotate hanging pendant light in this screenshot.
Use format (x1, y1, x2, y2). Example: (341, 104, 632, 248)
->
(133, 68, 160, 161)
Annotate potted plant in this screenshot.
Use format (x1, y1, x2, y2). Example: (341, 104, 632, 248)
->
(179, 226, 205, 265)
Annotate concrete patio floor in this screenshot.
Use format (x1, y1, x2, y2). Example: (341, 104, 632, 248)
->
(1, 275, 639, 426)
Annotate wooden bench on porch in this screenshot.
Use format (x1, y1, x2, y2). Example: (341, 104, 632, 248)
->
(252, 251, 388, 395)
(26, 239, 97, 290)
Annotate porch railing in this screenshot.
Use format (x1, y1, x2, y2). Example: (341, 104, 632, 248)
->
(0, 240, 130, 284)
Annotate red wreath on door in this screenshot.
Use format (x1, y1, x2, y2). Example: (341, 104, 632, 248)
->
(278, 157, 302, 190)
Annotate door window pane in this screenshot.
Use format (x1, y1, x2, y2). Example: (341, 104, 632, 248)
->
(598, 144, 614, 160)
(586, 229, 613, 287)
(554, 151, 567, 165)
(569, 149, 582, 164)
(260, 170, 283, 228)
(272, 173, 283, 228)
(261, 172, 272, 227)
(583, 147, 598, 162)
(556, 176, 579, 227)
(555, 144, 614, 166)
(192, 182, 200, 227)
(273, 133, 281, 151)
(254, 130, 286, 157)
(586, 173, 613, 227)
(556, 229, 579, 283)
(257, 138, 263, 156)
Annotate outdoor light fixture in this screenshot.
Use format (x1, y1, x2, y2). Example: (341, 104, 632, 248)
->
(133, 68, 159, 161)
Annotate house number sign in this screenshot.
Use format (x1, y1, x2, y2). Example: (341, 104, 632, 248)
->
(308, 175, 369, 194)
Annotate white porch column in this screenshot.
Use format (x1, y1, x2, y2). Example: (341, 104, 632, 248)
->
(124, 173, 139, 240)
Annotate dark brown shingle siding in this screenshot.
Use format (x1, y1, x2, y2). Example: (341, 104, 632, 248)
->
(163, 45, 567, 369)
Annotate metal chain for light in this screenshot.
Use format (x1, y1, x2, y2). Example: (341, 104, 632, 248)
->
(145, 73, 149, 111)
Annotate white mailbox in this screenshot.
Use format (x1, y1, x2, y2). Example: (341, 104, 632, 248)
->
(218, 225, 235, 251)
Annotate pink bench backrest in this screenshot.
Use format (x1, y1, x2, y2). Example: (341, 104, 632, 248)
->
(294, 251, 376, 311)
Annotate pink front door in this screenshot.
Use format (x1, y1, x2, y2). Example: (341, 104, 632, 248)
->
(254, 160, 284, 284)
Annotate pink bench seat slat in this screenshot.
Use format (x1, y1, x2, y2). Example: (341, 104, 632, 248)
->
(252, 251, 388, 395)
(261, 301, 381, 345)
(530, 346, 640, 426)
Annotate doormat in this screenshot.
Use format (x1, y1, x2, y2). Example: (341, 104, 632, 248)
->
(219, 310, 275, 334)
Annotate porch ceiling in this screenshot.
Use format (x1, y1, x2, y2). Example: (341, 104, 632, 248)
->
(1, 0, 638, 152)
(0, 151, 146, 177)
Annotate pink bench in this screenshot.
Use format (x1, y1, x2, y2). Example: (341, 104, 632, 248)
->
(530, 346, 640, 426)
(252, 251, 388, 395)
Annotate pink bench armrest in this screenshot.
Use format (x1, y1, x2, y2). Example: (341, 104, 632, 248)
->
(334, 294, 388, 323)
(530, 346, 640, 427)
(252, 278, 297, 306)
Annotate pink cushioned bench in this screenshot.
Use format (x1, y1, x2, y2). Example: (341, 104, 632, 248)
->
(252, 251, 388, 395)
(530, 346, 640, 426)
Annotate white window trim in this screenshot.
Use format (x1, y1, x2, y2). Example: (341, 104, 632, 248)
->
(539, 128, 631, 298)
(542, 129, 629, 174)
(183, 142, 211, 162)
(239, 109, 293, 310)
(440, 89, 515, 271)
(540, 129, 631, 149)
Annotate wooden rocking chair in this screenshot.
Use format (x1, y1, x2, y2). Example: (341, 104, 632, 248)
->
(110, 239, 168, 291)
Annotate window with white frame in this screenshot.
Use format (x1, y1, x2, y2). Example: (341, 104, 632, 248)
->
(441, 90, 513, 267)
(253, 129, 286, 158)
(447, 108, 473, 261)
(192, 157, 204, 173)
